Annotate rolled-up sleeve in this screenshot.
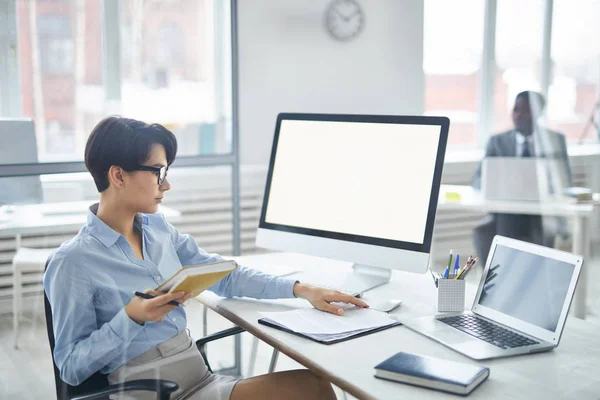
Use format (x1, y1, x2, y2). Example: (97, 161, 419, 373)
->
(210, 265, 297, 299)
(44, 252, 145, 386)
(164, 216, 297, 299)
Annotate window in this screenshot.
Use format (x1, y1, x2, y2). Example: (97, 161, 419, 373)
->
(17, 0, 102, 161)
(493, 0, 544, 134)
(423, 0, 484, 147)
(547, 0, 600, 143)
(14, 0, 232, 162)
(424, 0, 600, 148)
(37, 14, 73, 75)
(120, 0, 232, 158)
(157, 21, 185, 70)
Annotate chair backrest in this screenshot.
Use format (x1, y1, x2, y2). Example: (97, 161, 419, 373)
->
(44, 257, 110, 399)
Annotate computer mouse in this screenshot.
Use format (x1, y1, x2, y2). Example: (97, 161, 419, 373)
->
(367, 299, 402, 313)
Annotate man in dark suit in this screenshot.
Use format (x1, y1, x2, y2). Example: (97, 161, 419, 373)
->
(472, 91, 572, 263)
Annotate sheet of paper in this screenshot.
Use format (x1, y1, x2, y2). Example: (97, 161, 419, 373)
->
(262, 319, 375, 341)
(259, 306, 396, 334)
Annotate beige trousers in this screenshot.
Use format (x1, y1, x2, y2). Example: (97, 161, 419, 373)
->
(108, 330, 239, 400)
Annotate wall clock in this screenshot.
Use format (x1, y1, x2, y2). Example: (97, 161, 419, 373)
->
(325, 0, 365, 41)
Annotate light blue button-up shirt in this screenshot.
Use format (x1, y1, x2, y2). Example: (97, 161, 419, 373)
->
(43, 204, 296, 386)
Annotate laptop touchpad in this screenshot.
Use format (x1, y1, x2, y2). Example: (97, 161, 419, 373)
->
(434, 329, 471, 344)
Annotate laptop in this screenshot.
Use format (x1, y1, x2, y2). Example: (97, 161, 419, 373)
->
(481, 157, 567, 202)
(403, 235, 582, 360)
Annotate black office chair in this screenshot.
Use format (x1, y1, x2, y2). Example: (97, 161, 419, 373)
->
(43, 258, 245, 400)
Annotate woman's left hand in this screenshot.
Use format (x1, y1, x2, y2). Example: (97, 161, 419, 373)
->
(293, 282, 369, 315)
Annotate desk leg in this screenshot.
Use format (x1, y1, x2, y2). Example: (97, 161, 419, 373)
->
(572, 215, 590, 319)
(234, 333, 242, 377)
(268, 349, 279, 374)
(247, 337, 259, 377)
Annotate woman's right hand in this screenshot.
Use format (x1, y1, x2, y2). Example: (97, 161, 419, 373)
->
(125, 290, 192, 325)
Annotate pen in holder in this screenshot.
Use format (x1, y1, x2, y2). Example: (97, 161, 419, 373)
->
(437, 275, 466, 312)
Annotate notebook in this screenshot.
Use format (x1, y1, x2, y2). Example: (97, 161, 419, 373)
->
(258, 306, 401, 344)
(374, 352, 489, 396)
(155, 260, 238, 297)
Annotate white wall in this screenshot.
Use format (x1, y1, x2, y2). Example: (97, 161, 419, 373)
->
(237, 0, 425, 165)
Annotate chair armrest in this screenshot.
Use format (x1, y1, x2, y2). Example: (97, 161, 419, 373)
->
(71, 379, 178, 400)
(195, 326, 245, 348)
(195, 326, 245, 373)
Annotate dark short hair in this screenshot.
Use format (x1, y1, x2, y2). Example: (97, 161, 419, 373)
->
(515, 91, 546, 112)
(85, 116, 178, 192)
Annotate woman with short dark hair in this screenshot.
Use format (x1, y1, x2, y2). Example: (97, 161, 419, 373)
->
(44, 116, 367, 400)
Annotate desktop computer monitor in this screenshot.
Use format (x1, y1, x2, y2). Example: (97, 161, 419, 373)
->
(256, 113, 449, 294)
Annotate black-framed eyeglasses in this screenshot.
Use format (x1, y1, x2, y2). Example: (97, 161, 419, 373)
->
(131, 165, 168, 185)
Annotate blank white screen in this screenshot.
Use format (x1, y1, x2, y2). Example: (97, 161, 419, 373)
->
(265, 120, 441, 244)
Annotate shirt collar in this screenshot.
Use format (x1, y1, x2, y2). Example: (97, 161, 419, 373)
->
(86, 203, 149, 248)
(515, 130, 533, 145)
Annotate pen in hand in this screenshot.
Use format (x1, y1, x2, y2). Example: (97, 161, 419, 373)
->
(134, 291, 182, 307)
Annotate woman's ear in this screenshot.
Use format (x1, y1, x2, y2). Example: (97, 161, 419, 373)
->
(107, 165, 126, 189)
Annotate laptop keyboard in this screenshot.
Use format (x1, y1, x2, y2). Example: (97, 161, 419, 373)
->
(439, 314, 540, 349)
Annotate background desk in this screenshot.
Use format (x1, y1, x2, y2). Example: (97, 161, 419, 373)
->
(197, 252, 600, 400)
(438, 185, 594, 319)
(0, 201, 181, 245)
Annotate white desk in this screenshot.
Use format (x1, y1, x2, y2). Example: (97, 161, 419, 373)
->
(0, 201, 181, 245)
(196, 253, 600, 400)
(438, 185, 595, 319)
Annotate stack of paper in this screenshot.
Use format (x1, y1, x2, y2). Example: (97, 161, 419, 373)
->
(258, 306, 400, 344)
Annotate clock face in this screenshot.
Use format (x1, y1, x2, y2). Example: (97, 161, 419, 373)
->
(325, 0, 365, 41)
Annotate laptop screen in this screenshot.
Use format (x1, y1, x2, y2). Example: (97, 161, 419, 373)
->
(477, 244, 575, 332)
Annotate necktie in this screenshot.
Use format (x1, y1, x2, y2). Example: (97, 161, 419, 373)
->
(522, 139, 532, 157)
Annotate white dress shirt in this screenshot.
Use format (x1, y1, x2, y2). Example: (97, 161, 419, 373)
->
(44, 204, 297, 385)
(515, 131, 537, 157)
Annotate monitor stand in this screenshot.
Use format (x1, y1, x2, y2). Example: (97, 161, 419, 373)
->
(292, 264, 391, 297)
(350, 264, 391, 293)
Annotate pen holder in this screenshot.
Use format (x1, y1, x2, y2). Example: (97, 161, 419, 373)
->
(437, 276, 466, 312)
